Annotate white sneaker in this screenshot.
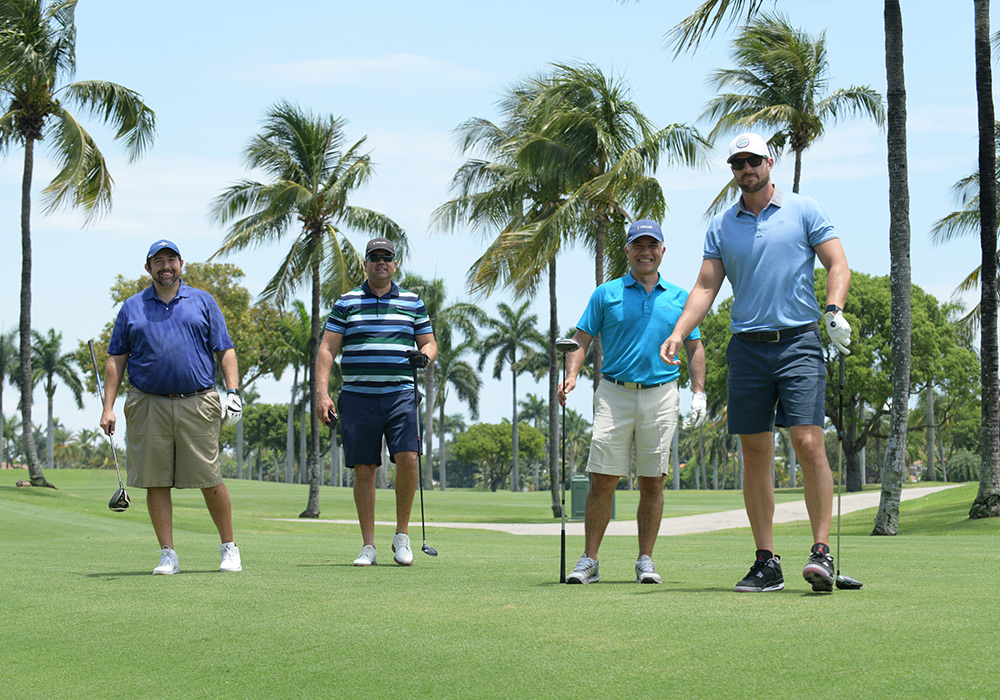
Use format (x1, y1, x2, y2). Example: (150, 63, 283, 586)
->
(153, 547, 179, 575)
(217, 542, 242, 572)
(353, 544, 377, 566)
(392, 532, 414, 566)
(635, 555, 662, 584)
(567, 554, 600, 584)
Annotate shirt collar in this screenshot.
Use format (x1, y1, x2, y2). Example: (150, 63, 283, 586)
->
(737, 184, 783, 215)
(362, 279, 399, 298)
(623, 270, 668, 291)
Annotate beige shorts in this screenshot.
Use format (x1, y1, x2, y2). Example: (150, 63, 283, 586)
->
(124, 389, 224, 489)
(586, 379, 679, 478)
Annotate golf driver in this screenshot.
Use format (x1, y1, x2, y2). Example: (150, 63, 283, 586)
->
(87, 339, 130, 512)
(555, 337, 581, 583)
(835, 353, 863, 590)
(408, 354, 438, 557)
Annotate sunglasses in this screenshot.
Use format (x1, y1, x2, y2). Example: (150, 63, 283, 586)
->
(366, 253, 395, 263)
(730, 154, 766, 170)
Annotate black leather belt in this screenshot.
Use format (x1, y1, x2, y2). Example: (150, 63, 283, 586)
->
(160, 387, 213, 399)
(601, 374, 668, 390)
(737, 322, 818, 343)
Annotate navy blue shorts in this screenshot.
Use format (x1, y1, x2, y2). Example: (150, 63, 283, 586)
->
(338, 389, 421, 468)
(726, 329, 826, 434)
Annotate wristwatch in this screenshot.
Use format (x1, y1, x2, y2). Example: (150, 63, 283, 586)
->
(825, 304, 842, 314)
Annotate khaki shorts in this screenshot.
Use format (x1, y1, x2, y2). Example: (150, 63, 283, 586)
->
(124, 389, 224, 489)
(586, 379, 679, 478)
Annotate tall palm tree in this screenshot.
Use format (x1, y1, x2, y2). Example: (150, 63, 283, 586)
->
(0, 328, 17, 467)
(30, 329, 83, 470)
(276, 300, 311, 484)
(701, 12, 884, 211)
(478, 301, 546, 492)
(971, 0, 1000, 519)
(0, 0, 155, 486)
(212, 101, 403, 516)
(432, 339, 480, 490)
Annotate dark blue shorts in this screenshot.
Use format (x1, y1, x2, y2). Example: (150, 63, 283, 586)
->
(338, 389, 421, 468)
(726, 329, 826, 434)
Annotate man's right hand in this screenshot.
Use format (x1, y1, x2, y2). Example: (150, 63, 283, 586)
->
(659, 333, 683, 365)
(557, 376, 577, 406)
(100, 409, 116, 437)
(317, 395, 337, 424)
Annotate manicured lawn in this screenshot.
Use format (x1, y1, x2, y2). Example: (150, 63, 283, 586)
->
(1, 471, 996, 699)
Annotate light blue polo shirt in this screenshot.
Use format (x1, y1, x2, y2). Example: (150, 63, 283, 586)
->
(704, 186, 837, 333)
(577, 272, 699, 385)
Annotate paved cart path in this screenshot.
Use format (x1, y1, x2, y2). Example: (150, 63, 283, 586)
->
(276, 484, 961, 536)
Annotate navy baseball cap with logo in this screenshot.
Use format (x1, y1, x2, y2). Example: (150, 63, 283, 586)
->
(625, 219, 664, 244)
(146, 239, 181, 261)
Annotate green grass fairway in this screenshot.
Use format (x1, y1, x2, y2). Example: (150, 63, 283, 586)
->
(2, 471, 997, 699)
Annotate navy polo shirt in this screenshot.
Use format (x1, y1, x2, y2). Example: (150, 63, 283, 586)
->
(108, 281, 234, 395)
(577, 271, 699, 385)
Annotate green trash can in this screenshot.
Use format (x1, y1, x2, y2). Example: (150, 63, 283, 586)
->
(570, 474, 615, 520)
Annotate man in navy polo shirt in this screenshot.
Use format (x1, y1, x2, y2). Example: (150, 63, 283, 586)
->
(660, 133, 852, 593)
(100, 240, 244, 575)
(316, 237, 438, 567)
(558, 219, 706, 584)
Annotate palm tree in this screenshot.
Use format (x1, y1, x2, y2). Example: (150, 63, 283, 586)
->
(30, 329, 83, 470)
(211, 101, 403, 517)
(275, 300, 311, 484)
(0, 328, 16, 466)
(432, 340, 480, 490)
(478, 301, 546, 492)
(0, 0, 155, 486)
(701, 12, 884, 211)
(971, 0, 1000, 519)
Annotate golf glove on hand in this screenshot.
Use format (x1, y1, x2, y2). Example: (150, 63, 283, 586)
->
(223, 390, 243, 426)
(685, 391, 708, 429)
(824, 310, 852, 355)
(405, 348, 429, 369)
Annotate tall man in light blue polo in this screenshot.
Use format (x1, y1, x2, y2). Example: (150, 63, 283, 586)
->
(101, 240, 244, 575)
(558, 219, 706, 584)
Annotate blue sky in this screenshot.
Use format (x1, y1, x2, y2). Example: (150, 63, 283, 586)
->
(0, 0, 986, 436)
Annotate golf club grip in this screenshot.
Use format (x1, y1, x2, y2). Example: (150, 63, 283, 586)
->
(839, 353, 845, 388)
(87, 339, 106, 404)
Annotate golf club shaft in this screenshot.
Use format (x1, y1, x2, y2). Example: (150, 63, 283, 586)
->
(837, 353, 845, 576)
(412, 365, 433, 554)
(88, 340, 125, 488)
(560, 354, 567, 583)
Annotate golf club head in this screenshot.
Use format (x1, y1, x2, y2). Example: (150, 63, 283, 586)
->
(327, 409, 338, 428)
(421, 543, 438, 557)
(836, 574, 863, 590)
(108, 487, 130, 512)
(555, 337, 580, 354)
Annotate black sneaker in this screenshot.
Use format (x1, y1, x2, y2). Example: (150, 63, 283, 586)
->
(803, 551, 835, 592)
(734, 555, 784, 592)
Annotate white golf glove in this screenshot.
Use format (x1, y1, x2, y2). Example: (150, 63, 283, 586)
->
(824, 310, 852, 355)
(223, 390, 243, 426)
(685, 391, 708, 429)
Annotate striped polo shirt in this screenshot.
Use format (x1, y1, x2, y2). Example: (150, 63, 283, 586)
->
(326, 280, 433, 395)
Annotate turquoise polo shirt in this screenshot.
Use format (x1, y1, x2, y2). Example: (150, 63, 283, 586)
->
(577, 271, 699, 385)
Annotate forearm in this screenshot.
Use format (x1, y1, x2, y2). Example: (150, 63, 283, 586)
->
(102, 356, 126, 411)
(218, 348, 239, 390)
(826, 261, 851, 309)
(685, 341, 706, 393)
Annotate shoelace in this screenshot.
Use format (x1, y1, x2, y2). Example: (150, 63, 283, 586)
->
(637, 559, 656, 573)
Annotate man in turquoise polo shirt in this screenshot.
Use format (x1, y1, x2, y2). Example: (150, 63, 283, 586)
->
(558, 219, 706, 584)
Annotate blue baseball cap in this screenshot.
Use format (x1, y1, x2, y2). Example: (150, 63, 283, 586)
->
(626, 219, 664, 244)
(146, 239, 181, 261)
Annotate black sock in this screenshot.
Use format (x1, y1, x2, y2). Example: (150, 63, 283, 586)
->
(812, 542, 830, 556)
(755, 549, 774, 562)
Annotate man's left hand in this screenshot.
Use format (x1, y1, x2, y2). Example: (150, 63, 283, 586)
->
(685, 391, 708, 429)
(224, 390, 243, 426)
(405, 348, 429, 369)
(824, 310, 852, 355)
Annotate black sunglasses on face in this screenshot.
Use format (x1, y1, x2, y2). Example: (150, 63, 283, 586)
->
(730, 154, 766, 170)
(366, 253, 395, 263)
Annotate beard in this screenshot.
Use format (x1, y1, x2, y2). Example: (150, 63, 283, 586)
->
(738, 171, 771, 194)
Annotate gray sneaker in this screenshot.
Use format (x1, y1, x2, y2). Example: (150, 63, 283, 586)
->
(567, 555, 600, 584)
(635, 555, 662, 584)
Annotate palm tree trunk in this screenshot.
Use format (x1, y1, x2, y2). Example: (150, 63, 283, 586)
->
(511, 370, 519, 492)
(548, 260, 561, 516)
(971, 0, 1000, 518)
(591, 212, 608, 387)
(874, 0, 912, 535)
(424, 363, 434, 490)
(438, 400, 447, 491)
(46, 387, 54, 470)
(19, 137, 48, 487)
(924, 383, 935, 481)
(299, 377, 307, 483)
(301, 243, 322, 517)
(286, 367, 297, 483)
(792, 148, 803, 193)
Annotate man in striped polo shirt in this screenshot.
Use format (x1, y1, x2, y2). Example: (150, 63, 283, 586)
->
(316, 238, 438, 567)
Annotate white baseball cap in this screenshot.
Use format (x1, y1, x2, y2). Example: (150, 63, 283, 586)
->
(727, 133, 771, 163)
